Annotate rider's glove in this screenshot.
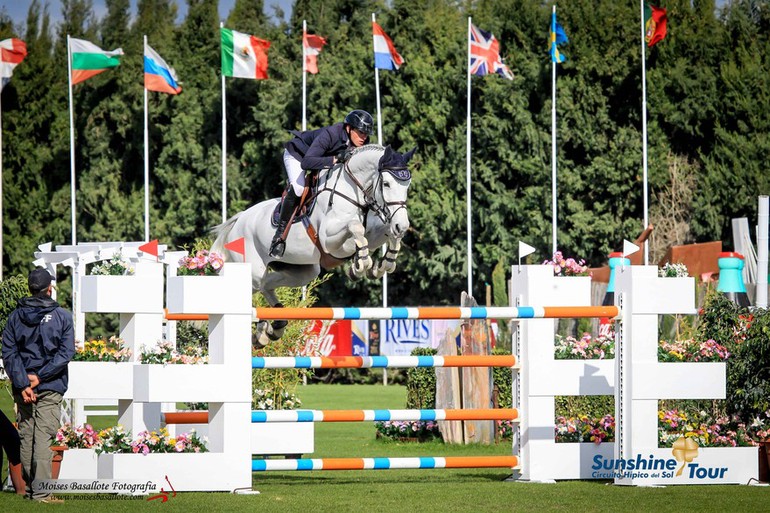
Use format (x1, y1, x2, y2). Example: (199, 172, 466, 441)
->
(335, 147, 353, 164)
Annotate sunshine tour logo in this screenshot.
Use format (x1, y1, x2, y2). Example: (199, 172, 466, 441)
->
(591, 437, 728, 480)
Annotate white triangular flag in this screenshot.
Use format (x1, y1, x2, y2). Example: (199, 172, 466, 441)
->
(622, 240, 640, 259)
(518, 241, 536, 260)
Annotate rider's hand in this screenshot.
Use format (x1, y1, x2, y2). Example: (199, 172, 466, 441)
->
(335, 148, 352, 164)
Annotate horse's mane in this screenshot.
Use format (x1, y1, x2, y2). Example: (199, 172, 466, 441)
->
(349, 144, 385, 157)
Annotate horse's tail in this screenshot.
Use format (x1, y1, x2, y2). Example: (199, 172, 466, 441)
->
(210, 213, 242, 258)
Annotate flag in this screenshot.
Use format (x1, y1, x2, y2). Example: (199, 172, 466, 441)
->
(470, 24, 513, 80)
(550, 13, 568, 63)
(69, 38, 123, 85)
(372, 22, 404, 71)
(144, 44, 181, 94)
(0, 38, 27, 91)
(303, 31, 326, 74)
(644, 4, 668, 47)
(221, 27, 270, 79)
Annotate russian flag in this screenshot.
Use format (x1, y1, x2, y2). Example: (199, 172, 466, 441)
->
(372, 22, 403, 71)
(144, 44, 181, 95)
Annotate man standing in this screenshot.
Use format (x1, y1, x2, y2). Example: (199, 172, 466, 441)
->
(1, 267, 74, 503)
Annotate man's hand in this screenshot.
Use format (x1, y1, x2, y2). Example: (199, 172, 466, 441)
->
(27, 374, 40, 388)
(334, 147, 353, 164)
(21, 387, 37, 404)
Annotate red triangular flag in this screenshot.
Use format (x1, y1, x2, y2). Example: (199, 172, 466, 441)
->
(224, 238, 246, 260)
(138, 239, 159, 257)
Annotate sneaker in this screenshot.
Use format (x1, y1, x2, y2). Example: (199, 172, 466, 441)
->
(35, 495, 64, 504)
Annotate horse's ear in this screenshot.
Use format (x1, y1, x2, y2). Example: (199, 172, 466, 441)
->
(383, 145, 394, 160)
(403, 147, 417, 164)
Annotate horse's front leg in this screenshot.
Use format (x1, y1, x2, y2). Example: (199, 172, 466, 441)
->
(343, 221, 373, 280)
(367, 238, 401, 279)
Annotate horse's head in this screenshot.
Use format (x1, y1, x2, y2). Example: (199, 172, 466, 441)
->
(345, 144, 414, 240)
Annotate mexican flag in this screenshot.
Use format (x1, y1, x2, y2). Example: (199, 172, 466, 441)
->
(221, 28, 270, 80)
(69, 37, 123, 84)
(644, 4, 668, 47)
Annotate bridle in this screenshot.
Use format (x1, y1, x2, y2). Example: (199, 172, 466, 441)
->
(321, 158, 409, 226)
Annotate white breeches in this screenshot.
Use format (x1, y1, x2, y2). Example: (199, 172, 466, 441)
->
(283, 150, 306, 196)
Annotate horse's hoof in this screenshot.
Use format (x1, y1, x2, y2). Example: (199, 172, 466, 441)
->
(347, 266, 362, 281)
(252, 333, 268, 350)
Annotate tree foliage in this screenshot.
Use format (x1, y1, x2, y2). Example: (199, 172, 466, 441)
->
(1, 0, 769, 307)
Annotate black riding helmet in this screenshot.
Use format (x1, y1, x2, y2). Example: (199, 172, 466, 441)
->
(343, 110, 374, 136)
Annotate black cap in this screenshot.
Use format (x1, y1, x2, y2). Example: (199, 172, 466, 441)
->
(28, 267, 54, 293)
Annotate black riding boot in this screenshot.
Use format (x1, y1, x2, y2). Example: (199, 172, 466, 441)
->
(269, 189, 300, 258)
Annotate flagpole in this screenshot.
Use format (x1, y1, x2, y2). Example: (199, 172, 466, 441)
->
(220, 22, 227, 222)
(67, 35, 77, 245)
(640, 0, 650, 265)
(302, 20, 307, 132)
(551, 5, 558, 257)
(0, 93, 3, 280)
(372, 13, 388, 308)
(466, 16, 473, 296)
(143, 35, 150, 241)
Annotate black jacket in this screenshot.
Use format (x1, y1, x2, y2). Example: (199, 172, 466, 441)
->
(285, 123, 368, 171)
(1, 296, 75, 395)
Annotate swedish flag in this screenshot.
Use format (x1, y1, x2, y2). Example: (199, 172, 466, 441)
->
(549, 12, 568, 64)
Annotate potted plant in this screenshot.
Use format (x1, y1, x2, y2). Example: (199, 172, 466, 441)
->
(52, 423, 102, 479)
(66, 337, 134, 399)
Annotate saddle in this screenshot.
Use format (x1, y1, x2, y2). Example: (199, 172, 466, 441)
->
(270, 172, 320, 228)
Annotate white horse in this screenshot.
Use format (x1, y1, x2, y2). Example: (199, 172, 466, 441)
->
(212, 144, 414, 346)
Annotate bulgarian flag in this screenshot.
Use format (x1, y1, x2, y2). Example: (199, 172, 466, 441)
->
(221, 27, 270, 79)
(0, 38, 27, 91)
(69, 37, 124, 84)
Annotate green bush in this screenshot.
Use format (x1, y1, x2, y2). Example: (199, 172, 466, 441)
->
(405, 347, 437, 409)
(492, 347, 513, 409)
(0, 274, 28, 335)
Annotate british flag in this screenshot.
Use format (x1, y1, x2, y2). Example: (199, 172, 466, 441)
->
(469, 24, 513, 80)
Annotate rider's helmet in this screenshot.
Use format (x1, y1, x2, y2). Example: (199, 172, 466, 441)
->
(343, 110, 374, 136)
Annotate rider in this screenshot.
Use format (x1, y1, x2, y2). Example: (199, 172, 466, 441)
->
(269, 109, 374, 258)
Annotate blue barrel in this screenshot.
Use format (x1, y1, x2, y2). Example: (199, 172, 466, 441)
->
(717, 252, 750, 307)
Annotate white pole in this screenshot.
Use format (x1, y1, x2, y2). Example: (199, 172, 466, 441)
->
(466, 16, 473, 297)
(640, 0, 649, 265)
(143, 35, 150, 241)
(302, 20, 307, 132)
(0, 92, 3, 280)
(551, 5, 557, 257)
(372, 13, 388, 310)
(67, 35, 77, 245)
(0, 89, 4, 281)
(220, 22, 227, 222)
(757, 195, 769, 308)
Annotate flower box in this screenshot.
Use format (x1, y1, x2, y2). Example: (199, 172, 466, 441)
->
(133, 364, 250, 403)
(97, 452, 251, 492)
(166, 263, 253, 315)
(549, 275, 592, 306)
(58, 448, 98, 480)
(81, 263, 164, 313)
(65, 362, 134, 399)
(250, 422, 314, 456)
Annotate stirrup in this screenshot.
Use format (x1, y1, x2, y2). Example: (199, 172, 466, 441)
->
(269, 239, 286, 258)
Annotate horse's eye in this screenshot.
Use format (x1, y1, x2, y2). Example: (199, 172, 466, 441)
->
(384, 182, 390, 188)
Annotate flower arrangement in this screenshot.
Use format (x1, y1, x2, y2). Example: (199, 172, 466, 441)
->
(177, 250, 224, 276)
(72, 336, 131, 362)
(554, 333, 614, 360)
(658, 409, 770, 448)
(54, 423, 101, 449)
(374, 420, 441, 441)
(139, 341, 208, 365)
(658, 262, 689, 278)
(90, 253, 133, 276)
(95, 426, 133, 455)
(253, 388, 302, 410)
(129, 428, 208, 455)
(542, 251, 589, 277)
(554, 415, 615, 444)
(658, 338, 730, 362)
